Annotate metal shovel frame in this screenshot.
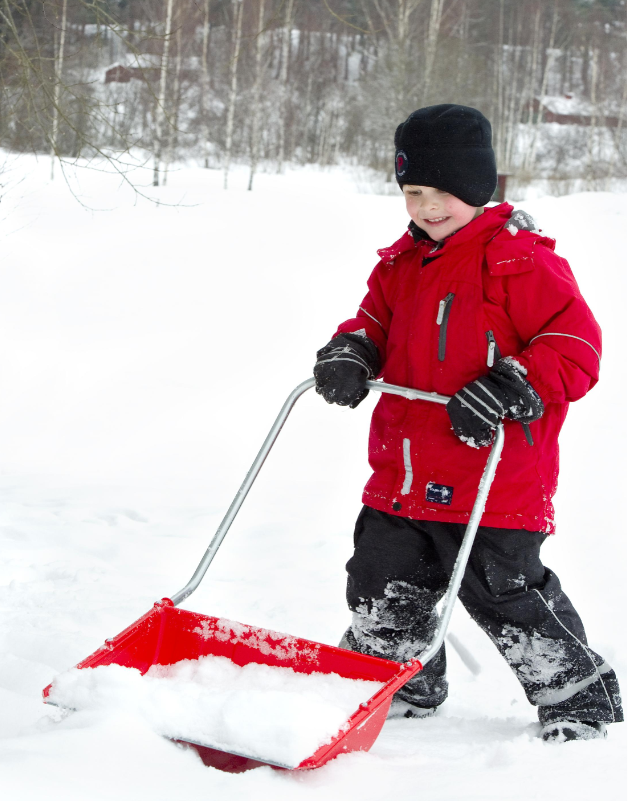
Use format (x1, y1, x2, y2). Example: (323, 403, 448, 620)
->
(170, 377, 504, 669)
(43, 378, 504, 771)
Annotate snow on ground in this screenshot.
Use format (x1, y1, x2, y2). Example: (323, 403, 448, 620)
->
(0, 156, 626, 800)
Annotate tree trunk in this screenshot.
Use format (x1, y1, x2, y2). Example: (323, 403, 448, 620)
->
(248, 0, 266, 191)
(50, 0, 68, 180)
(422, 0, 444, 104)
(200, 0, 212, 169)
(164, 19, 183, 185)
(223, 0, 244, 190)
(524, 0, 559, 172)
(587, 47, 599, 187)
(503, 8, 523, 171)
(153, 0, 175, 187)
(276, 0, 294, 173)
(492, 0, 505, 170)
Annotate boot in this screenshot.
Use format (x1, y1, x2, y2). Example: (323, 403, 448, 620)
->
(387, 698, 437, 720)
(541, 720, 607, 743)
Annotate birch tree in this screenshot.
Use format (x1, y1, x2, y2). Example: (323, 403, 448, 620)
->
(422, 0, 444, 104)
(491, 0, 506, 170)
(248, 0, 267, 191)
(223, 0, 244, 189)
(586, 46, 599, 187)
(524, 0, 559, 172)
(523, 2, 542, 133)
(153, 0, 175, 187)
(50, 0, 68, 180)
(200, 0, 212, 169)
(164, 15, 183, 184)
(276, 0, 294, 173)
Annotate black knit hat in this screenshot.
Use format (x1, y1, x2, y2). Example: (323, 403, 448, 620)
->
(394, 104, 497, 206)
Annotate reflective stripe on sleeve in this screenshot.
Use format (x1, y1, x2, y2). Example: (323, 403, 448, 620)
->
(529, 333, 601, 367)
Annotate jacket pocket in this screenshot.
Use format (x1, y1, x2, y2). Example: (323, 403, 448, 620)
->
(436, 292, 455, 362)
(485, 330, 502, 367)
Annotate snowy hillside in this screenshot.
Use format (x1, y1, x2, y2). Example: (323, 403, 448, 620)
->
(0, 158, 625, 800)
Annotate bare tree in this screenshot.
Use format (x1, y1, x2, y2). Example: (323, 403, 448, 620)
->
(586, 46, 599, 187)
(248, 0, 267, 190)
(422, 0, 444, 104)
(276, 0, 294, 172)
(164, 12, 184, 185)
(200, 0, 212, 169)
(524, 0, 559, 172)
(50, 0, 68, 180)
(223, 0, 244, 189)
(153, 0, 175, 187)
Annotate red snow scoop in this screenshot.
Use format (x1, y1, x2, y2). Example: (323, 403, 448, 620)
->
(43, 378, 504, 772)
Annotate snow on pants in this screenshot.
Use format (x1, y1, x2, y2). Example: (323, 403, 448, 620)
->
(343, 506, 623, 725)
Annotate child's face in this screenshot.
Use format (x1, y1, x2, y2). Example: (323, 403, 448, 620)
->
(403, 185, 480, 241)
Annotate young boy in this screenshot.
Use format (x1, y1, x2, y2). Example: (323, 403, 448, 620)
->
(313, 105, 623, 742)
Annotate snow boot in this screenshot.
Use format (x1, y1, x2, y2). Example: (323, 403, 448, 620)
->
(387, 698, 437, 720)
(540, 720, 607, 743)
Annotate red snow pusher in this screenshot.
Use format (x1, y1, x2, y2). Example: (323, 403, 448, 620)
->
(43, 378, 504, 772)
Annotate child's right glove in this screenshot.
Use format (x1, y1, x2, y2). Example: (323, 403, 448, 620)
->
(446, 357, 544, 447)
(314, 333, 381, 408)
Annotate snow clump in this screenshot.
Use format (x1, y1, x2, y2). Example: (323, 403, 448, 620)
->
(49, 656, 383, 768)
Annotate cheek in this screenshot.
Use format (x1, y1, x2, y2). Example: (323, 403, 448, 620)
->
(445, 199, 475, 223)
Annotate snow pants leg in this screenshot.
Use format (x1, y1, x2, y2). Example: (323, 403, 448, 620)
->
(344, 506, 624, 724)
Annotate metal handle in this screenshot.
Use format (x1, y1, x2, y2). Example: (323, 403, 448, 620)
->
(170, 377, 317, 606)
(170, 376, 504, 667)
(418, 423, 503, 665)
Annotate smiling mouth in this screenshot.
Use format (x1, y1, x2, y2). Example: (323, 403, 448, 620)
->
(423, 216, 450, 224)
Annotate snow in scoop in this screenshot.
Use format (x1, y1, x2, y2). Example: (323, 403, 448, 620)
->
(48, 656, 383, 768)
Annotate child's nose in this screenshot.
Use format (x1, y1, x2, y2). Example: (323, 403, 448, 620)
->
(420, 196, 438, 210)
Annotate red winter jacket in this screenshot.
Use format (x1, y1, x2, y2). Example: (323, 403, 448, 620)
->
(335, 203, 601, 533)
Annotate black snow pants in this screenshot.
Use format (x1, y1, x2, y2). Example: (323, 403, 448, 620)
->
(343, 506, 623, 725)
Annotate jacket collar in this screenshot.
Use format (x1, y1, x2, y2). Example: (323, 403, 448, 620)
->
(377, 203, 515, 263)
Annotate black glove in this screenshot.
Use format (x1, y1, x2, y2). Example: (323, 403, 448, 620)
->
(314, 333, 381, 408)
(446, 357, 544, 447)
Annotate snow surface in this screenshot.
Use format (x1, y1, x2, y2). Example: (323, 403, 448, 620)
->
(49, 657, 382, 768)
(0, 157, 625, 799)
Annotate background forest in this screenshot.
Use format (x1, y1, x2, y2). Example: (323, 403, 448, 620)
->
(0, 0, 626, 193)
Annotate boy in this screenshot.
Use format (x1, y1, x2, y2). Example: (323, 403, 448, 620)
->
(313, 105, 623, 742)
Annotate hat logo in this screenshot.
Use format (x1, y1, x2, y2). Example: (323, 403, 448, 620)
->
(395, 150, 408, 177)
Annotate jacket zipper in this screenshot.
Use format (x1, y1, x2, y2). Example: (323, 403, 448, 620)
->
(485, 330, 502, 367)
(437, 292, 455, 361)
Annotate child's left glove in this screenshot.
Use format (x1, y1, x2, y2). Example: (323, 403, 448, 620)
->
(314, 333, 380, 408)
(446, 357, 544, 447)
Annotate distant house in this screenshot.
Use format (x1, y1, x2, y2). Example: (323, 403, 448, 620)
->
(105, 64, 134, 83)
(104, 55, 200, 84)
(532, 95, 624, 127)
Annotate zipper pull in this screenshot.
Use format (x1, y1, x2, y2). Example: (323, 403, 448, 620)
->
(485, 330, 501, 367)
(487, 336, 496, 366)
(487, 340, 495, 367)
(436, 293, 454, 325)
